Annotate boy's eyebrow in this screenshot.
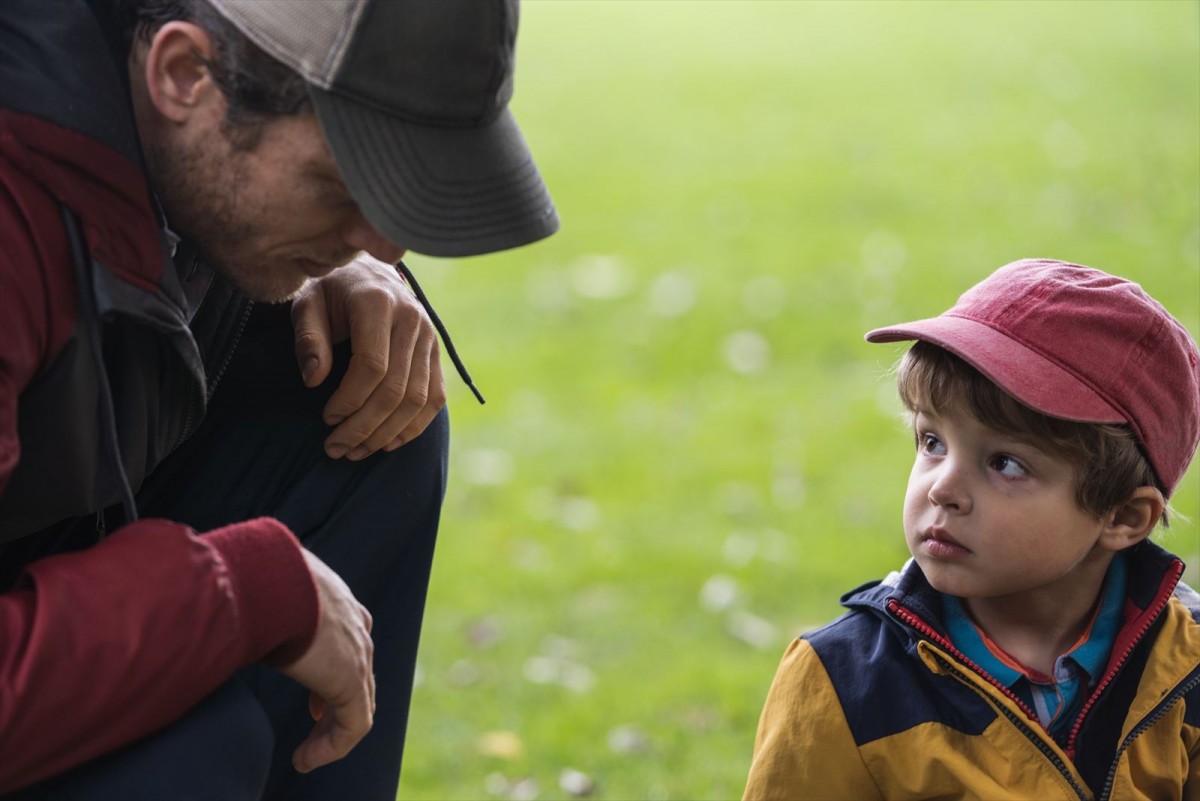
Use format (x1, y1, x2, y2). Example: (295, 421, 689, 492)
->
(996, 433, 1054, 456)
(910, 410, 1048, 452)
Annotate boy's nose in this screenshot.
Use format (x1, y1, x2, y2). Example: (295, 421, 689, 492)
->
(343, 215, 407, 265)
(928, 465, 971, 513)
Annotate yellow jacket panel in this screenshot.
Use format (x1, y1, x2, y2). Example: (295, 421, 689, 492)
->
(744, 541, 1200, 801)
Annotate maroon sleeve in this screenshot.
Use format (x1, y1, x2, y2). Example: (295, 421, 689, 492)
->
(0, 517, 319, 793)
(0, 132, 320, 793)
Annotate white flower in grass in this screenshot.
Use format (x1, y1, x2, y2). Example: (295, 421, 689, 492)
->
(700, 574, 740, 613)
(558, 495, 599, 532)
(723, 329, 770, 375)
(571, 254, 632, 300)
(560, 662, 596, 694)
(607, 724, 652, 755)
(523, 656, 559, 685)
(509, 778, 539, 801)
(462, 448, 514, 486)
(648, 270, 697, 318)
(728, 609, 778, 650)
(722, 531, 758, 567)
(560, 768, 597, 797)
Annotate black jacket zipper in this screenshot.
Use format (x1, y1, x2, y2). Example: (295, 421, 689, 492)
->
(1096, 662, 1200, 800)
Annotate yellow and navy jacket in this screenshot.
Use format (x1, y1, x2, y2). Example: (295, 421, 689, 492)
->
(744, 540, 1200, 800)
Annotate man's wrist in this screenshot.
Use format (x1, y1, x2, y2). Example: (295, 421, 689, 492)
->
(202, 517, 320, 666)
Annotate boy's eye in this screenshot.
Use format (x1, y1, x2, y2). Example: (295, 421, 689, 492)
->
(989, 454, 1028, 478)
(919, 433, 946, 456)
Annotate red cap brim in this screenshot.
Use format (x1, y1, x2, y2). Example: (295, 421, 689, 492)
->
(866, 315, 1127, 425)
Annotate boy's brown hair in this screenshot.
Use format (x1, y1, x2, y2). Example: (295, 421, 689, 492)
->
(896, 341, 1165, 525)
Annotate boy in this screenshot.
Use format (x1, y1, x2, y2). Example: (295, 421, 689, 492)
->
(743, 259, 1200, 800)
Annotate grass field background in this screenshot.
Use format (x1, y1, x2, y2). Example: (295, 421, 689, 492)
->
(396, 2, 1200, 799)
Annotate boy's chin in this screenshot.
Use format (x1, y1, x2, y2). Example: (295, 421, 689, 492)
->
(912, 556, 974, 597)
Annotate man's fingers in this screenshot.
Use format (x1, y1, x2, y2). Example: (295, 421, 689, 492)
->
(292, 697, 373, 774)
(282, 552, 376, 774)
(304, 258, 446, 460)
(322, 288, 396, 427)
(291, 286, 334, 388)
(381, 345, 445, 452)
(382, 404, 441, 454)
(309, 693, 324, 721)
(329, 388, 427, 460)
(325, 316, 440, 459)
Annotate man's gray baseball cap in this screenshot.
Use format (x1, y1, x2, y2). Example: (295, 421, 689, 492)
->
(208, 0, 559, 257)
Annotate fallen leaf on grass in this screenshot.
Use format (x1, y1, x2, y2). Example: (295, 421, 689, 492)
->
(478, 730, 525, 761)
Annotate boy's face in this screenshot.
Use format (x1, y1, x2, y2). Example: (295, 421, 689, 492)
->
(903, 407, 1113, 602)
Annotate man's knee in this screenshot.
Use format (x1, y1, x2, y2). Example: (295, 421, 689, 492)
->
(26, 679, 273, 801)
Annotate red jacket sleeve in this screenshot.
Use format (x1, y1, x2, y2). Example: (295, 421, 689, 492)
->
(0, 517, 319, 793)
(0, 140, 319, 793)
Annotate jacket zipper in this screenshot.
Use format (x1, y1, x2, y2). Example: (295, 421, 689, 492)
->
(1064, 558, 1184, 760)
(888, 599, 1090, 801)
(1096, 668, 1200, 801)
(164, 296, 253, 458)
(204, 299, 253, 403)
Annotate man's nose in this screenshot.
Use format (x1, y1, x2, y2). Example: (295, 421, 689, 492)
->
(343, 215, 407, 264)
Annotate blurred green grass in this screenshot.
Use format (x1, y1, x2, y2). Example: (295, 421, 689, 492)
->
(397, 2, 1200, 799)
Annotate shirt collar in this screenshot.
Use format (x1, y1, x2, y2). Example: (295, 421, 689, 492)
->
(942, 553, 1128, 687)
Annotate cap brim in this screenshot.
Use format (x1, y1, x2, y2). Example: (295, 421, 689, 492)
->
(866, 315, 1127, 424)
(310, 88, 560, 258)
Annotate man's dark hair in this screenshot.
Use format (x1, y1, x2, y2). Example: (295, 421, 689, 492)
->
(115, 0, 310, 148)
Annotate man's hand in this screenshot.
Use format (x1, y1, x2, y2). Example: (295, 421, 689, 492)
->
(280, 550, 375, 774)
(291, 255, 446, 460)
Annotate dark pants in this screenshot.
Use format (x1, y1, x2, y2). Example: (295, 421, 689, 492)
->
(11, 305, 449, 800)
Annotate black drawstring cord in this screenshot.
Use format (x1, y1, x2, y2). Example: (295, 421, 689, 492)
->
(396, 261, 485, 405)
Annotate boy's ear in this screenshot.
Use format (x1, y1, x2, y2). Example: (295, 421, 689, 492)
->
(141, 22, 220, 124)
(1099, 486, 1164, 551)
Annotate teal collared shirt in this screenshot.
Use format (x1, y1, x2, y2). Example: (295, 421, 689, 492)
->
(942, 554, 1128, 742)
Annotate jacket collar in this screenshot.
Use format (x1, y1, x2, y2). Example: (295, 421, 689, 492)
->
(0, 0, 171, 297)
(841, 540, 1191, 642)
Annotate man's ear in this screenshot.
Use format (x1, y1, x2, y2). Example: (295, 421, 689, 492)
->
(142, 22, 219, 124)
(1099, 486, 1164, 552)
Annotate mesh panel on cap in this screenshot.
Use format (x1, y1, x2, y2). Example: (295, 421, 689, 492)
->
(207, 0, 365, 88)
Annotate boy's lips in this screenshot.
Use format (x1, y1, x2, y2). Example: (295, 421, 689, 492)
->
(921, 527, 972, 559)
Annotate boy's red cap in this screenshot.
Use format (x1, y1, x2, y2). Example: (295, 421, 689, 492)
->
(866, 258, 1200, 496)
